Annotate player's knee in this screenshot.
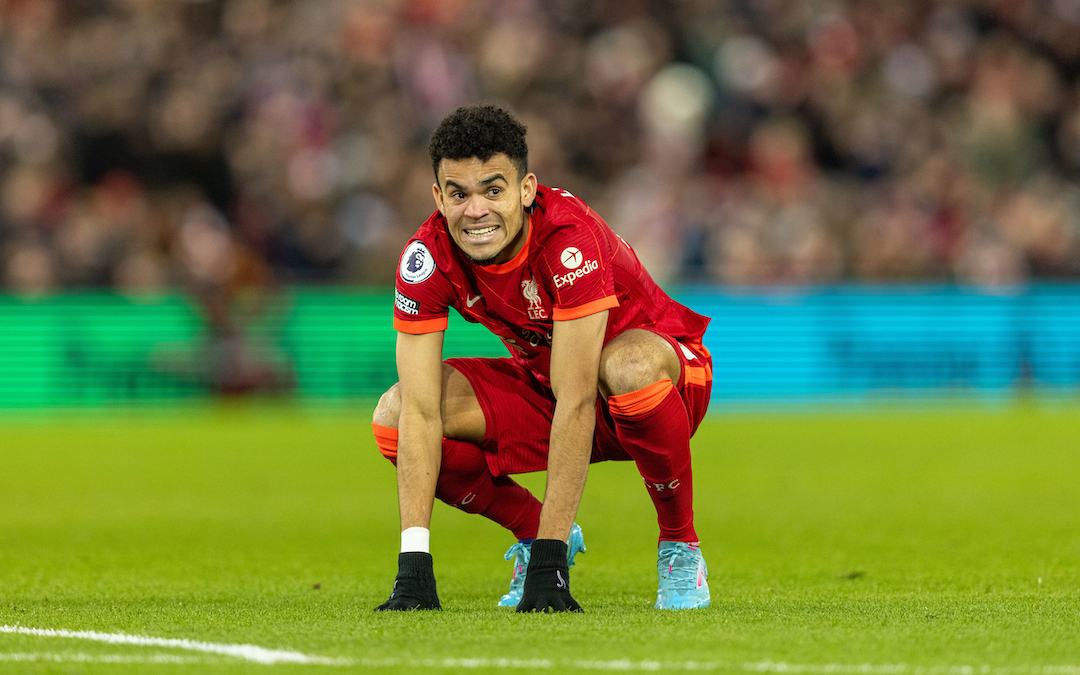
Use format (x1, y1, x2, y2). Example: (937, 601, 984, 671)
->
(372, 383, 401, 428)
(600, 343, 669, 397)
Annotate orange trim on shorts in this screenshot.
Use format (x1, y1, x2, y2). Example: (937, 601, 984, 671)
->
(394, 316, 449, 334)
(684, 365, 708, 388)
(372, 423, 399, 460)
(552, 295, 619, 321)
(681, 338, 712, 379)
(607, 378, 673, 417)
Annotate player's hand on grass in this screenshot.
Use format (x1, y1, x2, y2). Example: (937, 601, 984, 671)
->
(516, 539, 582, 613)
(375, 552, 441, 611)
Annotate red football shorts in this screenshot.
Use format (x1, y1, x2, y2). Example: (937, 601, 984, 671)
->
(445, 333, 712, 477)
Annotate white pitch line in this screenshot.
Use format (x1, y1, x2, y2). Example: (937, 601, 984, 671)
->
(0, 625, 350, 665)
(3, 626, 1079, 674)
(0, 652, 214, 664)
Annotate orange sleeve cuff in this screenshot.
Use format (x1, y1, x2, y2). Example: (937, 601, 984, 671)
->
(394, 316, 449, 334)
(552, 295, 619, 321)
(607, 378, 674, 417)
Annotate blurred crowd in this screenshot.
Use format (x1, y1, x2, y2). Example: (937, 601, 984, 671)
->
(3, 0, 1080, 296)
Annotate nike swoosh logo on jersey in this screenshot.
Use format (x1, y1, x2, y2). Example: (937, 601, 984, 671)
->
(466, 295, 481, 307)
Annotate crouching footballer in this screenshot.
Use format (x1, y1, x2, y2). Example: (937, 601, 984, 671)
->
(371, 104, 713, 612)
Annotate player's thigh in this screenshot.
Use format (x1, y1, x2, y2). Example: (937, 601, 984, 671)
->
(370, 362, 486, 442)
(444, 356, 557, 455)
(440, 361, 486, 442)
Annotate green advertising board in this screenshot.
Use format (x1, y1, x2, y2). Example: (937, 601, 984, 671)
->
(0, 290, 504, 409)
(5, 286, 1080, 410)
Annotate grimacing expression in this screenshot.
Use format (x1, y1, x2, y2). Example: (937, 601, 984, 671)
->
(433, 154, 537, 265)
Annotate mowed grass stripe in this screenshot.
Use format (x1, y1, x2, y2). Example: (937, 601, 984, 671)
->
(4, 651, 1080, 674)
(0, 404, 1078, 673)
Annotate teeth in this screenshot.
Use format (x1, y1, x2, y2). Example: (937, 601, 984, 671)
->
(466, 225, 497, 236)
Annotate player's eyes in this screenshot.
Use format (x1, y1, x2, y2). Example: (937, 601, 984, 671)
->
(488, 188, 500, 196)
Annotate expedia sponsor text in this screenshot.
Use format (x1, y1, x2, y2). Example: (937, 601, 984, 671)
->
(552, 259, 599, 288)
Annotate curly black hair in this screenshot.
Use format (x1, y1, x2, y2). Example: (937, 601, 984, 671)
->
(429, 104, 528, 184)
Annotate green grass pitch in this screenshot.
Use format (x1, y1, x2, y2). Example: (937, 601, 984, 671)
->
(1, 403, 1078, 673)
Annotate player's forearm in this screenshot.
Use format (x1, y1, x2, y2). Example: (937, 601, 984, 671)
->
(396, 411, 443, 530)
(537, 399, 596, 541)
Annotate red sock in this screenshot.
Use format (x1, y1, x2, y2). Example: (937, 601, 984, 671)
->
(371, 424, 541, 541)
(607, 380, 698, 543)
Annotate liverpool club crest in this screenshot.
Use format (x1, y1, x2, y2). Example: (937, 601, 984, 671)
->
(521, 277, 547, 320)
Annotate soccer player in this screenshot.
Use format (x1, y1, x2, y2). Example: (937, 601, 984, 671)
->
(371, 104, 712, 612)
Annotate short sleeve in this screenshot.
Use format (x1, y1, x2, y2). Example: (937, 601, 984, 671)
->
(539, 223, 619, 321)
(393, 239, 453, 333)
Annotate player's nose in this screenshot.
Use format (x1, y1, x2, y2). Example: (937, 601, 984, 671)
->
(463, 195, 488, 219)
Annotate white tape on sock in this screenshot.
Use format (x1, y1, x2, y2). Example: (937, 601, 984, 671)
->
(400, 526, 430, 553)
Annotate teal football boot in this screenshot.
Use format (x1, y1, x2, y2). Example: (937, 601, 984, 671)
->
(498, 522, 586, 607)
(655, 541, 710, 609)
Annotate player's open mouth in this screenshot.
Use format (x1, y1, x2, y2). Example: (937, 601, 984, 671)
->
(464, 225, 498, 238)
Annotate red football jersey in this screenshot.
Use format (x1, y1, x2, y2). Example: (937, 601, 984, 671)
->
(393, 185, 710, 386)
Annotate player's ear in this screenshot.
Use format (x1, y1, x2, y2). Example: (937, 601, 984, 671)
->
(520, 172, 537, 208)
(432, 182, 445, 214)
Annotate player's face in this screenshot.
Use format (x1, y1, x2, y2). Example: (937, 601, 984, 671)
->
(433, 153, 537, 265)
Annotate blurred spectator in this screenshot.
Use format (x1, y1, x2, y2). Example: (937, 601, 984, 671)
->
(2, 0, 1080, 291)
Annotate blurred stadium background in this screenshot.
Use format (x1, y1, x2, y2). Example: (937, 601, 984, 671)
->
(2, 0, 1080, 410)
